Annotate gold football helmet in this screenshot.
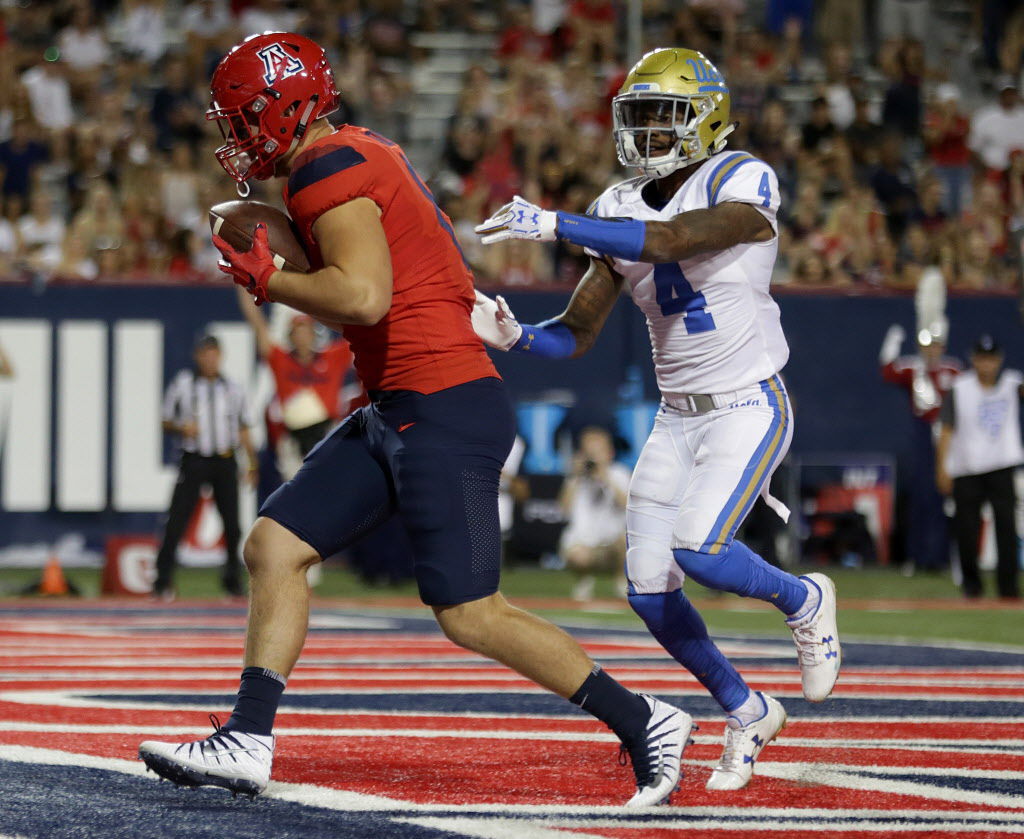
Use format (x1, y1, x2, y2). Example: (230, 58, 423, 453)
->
(613, 48, 735, 178)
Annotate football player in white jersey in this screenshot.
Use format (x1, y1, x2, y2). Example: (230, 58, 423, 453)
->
(473, 48, 841, 791)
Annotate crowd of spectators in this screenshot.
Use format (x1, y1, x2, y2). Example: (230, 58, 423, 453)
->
(0, 0, 1022, 293)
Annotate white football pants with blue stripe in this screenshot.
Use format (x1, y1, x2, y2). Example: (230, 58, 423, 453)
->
(626, 375, 793, 595)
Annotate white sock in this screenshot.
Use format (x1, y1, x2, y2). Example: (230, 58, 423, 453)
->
(787, 577, 820, 623)
(728, 690, 767, 728)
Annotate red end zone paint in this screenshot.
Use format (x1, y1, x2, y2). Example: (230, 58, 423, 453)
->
(1, 603, 1023, 837)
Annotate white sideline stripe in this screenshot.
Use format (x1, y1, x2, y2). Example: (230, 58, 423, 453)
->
(779, 763, 1024, 780)
(3, 722, 1023, 756)
(0, 650, 727, 665)
(0, 745, 402, 812)
(2, 690, 1023, 727)
(756, 762, 1024, 809)
(4, 685, 1020, 705)
(0, 617, 398, 632)
(2, 722, 618, 742)
(2, 745, 1021, 828)
(394, 817, 608, 839)
(0, 661, 1022, 676)
(453, 818, 1024, 833)
(4, 671, 1023, 691)
(0, 745, 149, 776)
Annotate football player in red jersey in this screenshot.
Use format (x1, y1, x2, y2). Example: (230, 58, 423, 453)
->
(139, 33, 694, 807)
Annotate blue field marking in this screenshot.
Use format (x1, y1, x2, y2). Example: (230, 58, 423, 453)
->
(0, 761, 454, 839)
(83, 691, 1024, 720)
(4, 602, 1024, 667)
(4, 760, 1017, 839)
(843, 769, 1024, 798)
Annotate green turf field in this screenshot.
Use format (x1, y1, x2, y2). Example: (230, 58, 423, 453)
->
(2, 562, 1020, 648)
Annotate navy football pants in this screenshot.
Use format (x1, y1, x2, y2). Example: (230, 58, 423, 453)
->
(260, 377, 515, 606)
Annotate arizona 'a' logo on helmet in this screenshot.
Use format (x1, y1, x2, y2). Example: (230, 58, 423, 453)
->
(613, 48, 735, 179)
(256, 42, 305, 86)
(207, 32, 340, 185)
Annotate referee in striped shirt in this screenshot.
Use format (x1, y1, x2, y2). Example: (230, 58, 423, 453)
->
(154, 334, 257, 600)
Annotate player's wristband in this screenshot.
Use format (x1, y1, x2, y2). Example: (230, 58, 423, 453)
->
(511, 320, 577, 358)
(554, 212, 646, 262)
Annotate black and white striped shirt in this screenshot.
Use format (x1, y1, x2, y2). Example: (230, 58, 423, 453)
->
(162, 369, 251, 456)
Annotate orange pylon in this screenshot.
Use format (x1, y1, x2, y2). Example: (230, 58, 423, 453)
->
(39, 555, 69, 596)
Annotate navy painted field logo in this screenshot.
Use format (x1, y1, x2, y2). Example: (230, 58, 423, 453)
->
(257, 43, 304, 86)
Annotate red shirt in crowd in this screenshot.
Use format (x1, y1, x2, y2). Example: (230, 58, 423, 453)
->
(283, 125, 498, 395)
(569, 0, 616, 23)
(497, 25, 553, 61)
(882, 355, 961, 423)
(267, 341, 352, 421)
(924, 110, 971, 168)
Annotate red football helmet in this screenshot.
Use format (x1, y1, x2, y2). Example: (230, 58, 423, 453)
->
(207, 32, 340, 184)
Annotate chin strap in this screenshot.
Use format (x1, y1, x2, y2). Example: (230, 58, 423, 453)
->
(282, 94, 321, 161)
(712, 122, 739, 152)
(236, 180, 251, 198)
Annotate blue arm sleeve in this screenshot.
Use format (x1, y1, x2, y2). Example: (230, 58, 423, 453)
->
(554, 211, 646, 262)
(510, 319, 577, 358)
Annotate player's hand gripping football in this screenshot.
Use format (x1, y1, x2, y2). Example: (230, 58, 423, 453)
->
(474, 195, 557, 245)
(213, 224, 277, 306)
(472, 289, 523, 351)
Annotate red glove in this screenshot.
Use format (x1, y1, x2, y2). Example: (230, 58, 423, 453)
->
(213, 224, 277, 306)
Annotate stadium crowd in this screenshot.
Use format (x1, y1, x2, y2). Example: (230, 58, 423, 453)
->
(0, 0, 1021, 291)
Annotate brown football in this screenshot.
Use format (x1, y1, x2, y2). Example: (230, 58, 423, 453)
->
(209, 200, 311, 273)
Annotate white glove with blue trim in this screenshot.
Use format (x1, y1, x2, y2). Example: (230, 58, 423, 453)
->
(472, 290, 523, 351)
(474, 195, 557, 245)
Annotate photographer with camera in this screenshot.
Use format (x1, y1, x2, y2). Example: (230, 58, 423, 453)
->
(558, 426, 630, 601)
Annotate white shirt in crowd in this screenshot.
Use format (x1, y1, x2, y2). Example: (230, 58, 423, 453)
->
(239, 7, 301, 37)
(18, 214, 65, 272)
(942, 369, 1024, 478)
(57, 26, 111, 70)
(968, 102, 1024, 171)
(20, 66, 73, 132)
(0, 218, 16, 257)
(110, 2, 169, 63)
(182, 0, 234, 39)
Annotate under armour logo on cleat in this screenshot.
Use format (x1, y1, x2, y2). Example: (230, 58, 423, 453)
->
(751, 734, 764, 747)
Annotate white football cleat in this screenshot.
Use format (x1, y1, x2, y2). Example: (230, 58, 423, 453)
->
(139, 715, 274, 797)
(706, 693, 786, 791)
(623, 695, 696, 807)
(787, 573, 841, 702)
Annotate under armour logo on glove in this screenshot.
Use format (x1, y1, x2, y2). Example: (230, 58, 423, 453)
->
(475, 195, 558, 245)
